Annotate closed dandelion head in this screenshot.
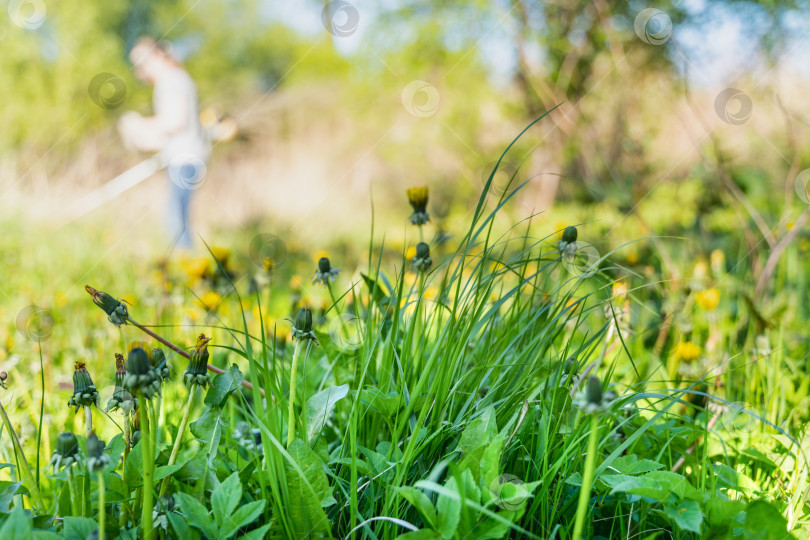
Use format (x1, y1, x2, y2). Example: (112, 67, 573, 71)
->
(124, 344, 160, 400)
(50, 432, 81, 471)
(85, 285, 129, 327)
(0, 371, 7, 390)
(107, 353, 136, 414)
(184, 334, 212, 388)
(153, 494, 176, 532)
(411, 242, 432, 273)
(406, 186, 430, 226)
(68, 362, 99, 412)
(558, 226, 578, 254)
(152, 347, 172, 382)
(312, 256, 341, 285)
(234, 422, 263, 454)
(86, 432, 112, 474)
(290, 308, 319, 344)
(574, 376, 617, 415)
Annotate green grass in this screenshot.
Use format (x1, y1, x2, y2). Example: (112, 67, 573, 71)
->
(1, 119, 809, 539)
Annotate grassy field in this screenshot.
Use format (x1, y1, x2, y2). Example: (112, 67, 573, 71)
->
(1, 122, 809, 540)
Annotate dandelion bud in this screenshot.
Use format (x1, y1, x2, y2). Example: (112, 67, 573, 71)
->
(406, 186, 430, 226)
(574, 375, 616, 415)
(411, 242, 433, 273)
(107, 353, 136, 414)
(86, 432, 112, 474)
(152, 347, 172, 381)
(0, 371, 6, 389)
(585, 376, 603, 405)
(290, 308, 318, 344)
(68, 362, 100, 412)
(312, 256, 341, 285)
(562, 226, 578, 244)
(184, 334, 212, 388)
(124, 345, 160, 400)
(50, 432, 81, 471)
(85, 285, 129, 327)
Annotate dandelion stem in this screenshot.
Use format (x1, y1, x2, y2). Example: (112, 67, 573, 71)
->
(139, 401, 155, 540)
(125, 315, 264, 396)
(68, 467, 79, 516)
(573, 414, 600, 540)
(97, 471, 105, 540)
(287, 340, 304, 447)
(159, 385, 197, 497)
(84, 406, 93, 438)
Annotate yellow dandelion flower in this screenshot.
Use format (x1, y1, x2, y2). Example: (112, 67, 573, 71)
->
(185, 307, 201, 324)
(695, 288, 720, 311)
(710, 249, 725, 275)
(199, 291, 222, 311)
(626, 251, 639, 265)
(405, 246, 417, 260)
(210, 246, 231, 267)
(612, 281, 628, 301)
(314, 250, 330, 262)
(674, 341, 701, 362)
(121, 294, 137, 307)
(692, 261, 708, 279)
(289, 275, 303, 291)
(183, 257, 210, 280)
(424, 286, 439, 301)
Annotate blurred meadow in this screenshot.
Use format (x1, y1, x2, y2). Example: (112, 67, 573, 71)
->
(3, 1, 810, 539)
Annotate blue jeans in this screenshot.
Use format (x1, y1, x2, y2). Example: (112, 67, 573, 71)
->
(166, 161, 202, 250)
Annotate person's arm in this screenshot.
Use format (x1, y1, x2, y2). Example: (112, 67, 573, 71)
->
(117, 73, 190, 152)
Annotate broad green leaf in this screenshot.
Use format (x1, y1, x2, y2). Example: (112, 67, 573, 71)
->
(190, 406, 223, 466)
(645, 471, 702, 501)
(212, 472, 243, 528)
(0, 505, 32, 540)
(32, 532, 61, 540)
(396, 486, 437, 528)
(167, 511, 190, 539)
(458, 407, 497, 454)
(205, 364, 244, 407)
(240, 523, 272, 540)
(609, 455, 664, 475)
(285, 439, 332, 537)
(0, 481, 22, 513)
(219, 499, 265, 538)
(153, 463, 185, 482)
(62, 516, 97, 540)
(394, 530, 442, 540)
(306, 384, 349, 442)
(176, 492, 218, 539)
(744, 500, 794, 539)
(125, 441, 143, 491)
(705, 498, 745, 528)
(664, 499, 703, 533)
(603, 474, 669, 501)
(436, 475, 462, 539)
(358, 387, 401, 417)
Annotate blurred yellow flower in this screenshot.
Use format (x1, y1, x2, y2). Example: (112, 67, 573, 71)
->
(314, 250, 330, 261)
(693, 261, 708, 279)
(674, 341, 701, 362)
(405, 246, 417, 260)
(612, 281, 628, 301)
(199, 291, 222, 311)
(289, 275, 303, 291)
(210, 246, 231, 267)
(626, 251, 639, 265)
(424, 286, 439, 301)
(122, 293, 137, 307)
(183, 257, 210, 280)
(696, 288, 720, 311)
(185, 307, 201, 324)
(710, 249, 725, 275)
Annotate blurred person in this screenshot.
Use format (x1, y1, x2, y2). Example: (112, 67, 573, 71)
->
(118, 37, 210, 251)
